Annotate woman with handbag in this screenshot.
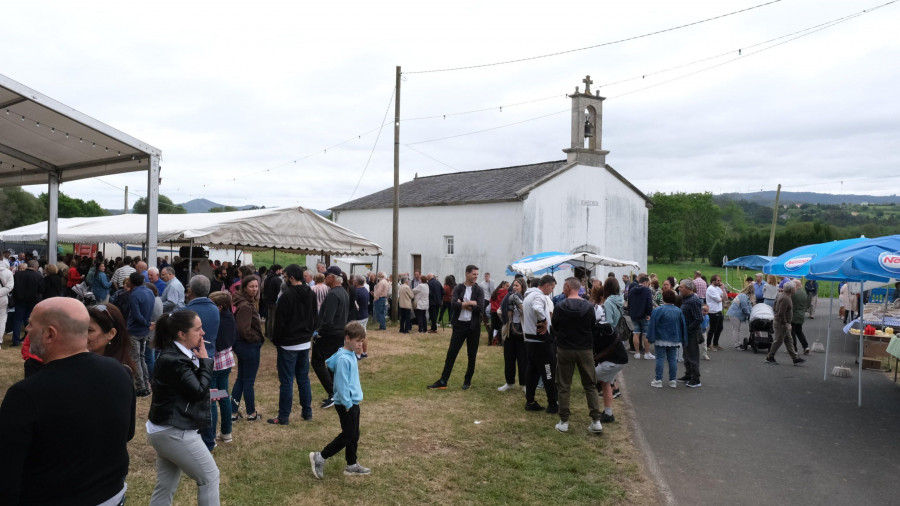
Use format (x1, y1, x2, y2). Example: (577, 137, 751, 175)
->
(497, 279, 527, 392)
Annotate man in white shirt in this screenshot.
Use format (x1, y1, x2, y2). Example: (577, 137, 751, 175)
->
(427, 265, 484, 390)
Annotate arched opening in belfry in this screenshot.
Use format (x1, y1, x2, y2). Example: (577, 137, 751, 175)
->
(583, 105, 597, 150)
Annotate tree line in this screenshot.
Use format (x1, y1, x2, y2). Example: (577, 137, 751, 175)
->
(649, 192, 900, 266)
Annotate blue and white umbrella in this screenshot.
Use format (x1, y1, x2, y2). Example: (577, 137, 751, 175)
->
(806, 234, 900, 407)
(764, 237, 867, 278)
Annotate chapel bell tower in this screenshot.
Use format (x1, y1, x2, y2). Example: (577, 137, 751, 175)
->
(562, 75, 609, 167)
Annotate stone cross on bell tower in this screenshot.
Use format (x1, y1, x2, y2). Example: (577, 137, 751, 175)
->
(562, 75, 609, 167)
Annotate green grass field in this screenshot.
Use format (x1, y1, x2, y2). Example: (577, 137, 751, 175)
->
(0, 324, 656, 505)
(648, 261, 846, 298)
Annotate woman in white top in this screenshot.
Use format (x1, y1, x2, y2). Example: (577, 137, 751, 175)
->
(412, 275, 430, 333)
(763, 274, 779, 307)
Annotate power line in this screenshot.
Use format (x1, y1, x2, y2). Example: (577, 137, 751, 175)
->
(405, 0, 784, 74)
(403, 145, 461, 171)
(403, 0, 893, 146)
(348, 87, 395, 201)
(405, 109, 568, 146)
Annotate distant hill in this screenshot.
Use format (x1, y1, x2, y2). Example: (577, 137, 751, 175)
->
(177, 198, 258, 214)
(717, 191, 900, 206)
(108, 199, 332, 216)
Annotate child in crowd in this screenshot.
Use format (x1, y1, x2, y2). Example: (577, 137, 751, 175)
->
(310, 322, 370, 478)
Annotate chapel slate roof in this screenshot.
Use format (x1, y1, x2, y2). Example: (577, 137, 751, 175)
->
(331, 159, 651, 211)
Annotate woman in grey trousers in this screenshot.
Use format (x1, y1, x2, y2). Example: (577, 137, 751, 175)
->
(146, 310, 220, 505)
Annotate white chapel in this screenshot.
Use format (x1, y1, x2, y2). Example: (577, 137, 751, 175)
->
(331, 76, 651, 283)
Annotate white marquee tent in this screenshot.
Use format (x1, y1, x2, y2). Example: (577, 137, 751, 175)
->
(0, 207, 381, 256)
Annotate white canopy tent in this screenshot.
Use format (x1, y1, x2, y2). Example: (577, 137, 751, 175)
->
(0, 72, 162, 263)
(508, 251, 641, 278)
(0, 207, 382, 256)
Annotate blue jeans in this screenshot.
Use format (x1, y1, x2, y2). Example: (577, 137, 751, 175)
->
(209, 368, 232, 440)
(655, 345, 679, 381)
(276, 347, 312, 422)
(144, 346, 157, 383)
(231, 340, 263, 414)
(12, 302, 35, 345)
(375, 298, 387, 329)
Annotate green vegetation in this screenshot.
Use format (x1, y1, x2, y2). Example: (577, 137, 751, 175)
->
(208, 206, 239, 212)
(132, 194, 186, 214)
(0, 186, 107, 230)
(253, 251, 307, 269)
(649, 193, 900, 266)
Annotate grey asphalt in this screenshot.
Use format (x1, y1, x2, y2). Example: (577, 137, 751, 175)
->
(620, 298, 900, 506)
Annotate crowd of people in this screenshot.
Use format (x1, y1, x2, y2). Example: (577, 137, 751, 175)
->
(1, 246, 844, 503)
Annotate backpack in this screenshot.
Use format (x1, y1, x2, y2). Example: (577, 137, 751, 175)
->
(593, 315, 630, 365)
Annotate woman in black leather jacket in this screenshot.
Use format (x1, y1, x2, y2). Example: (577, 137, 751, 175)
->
(145, 310, 220, 505)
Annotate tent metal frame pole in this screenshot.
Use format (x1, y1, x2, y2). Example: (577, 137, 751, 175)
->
(824, 294, 833, 381)
(146, 155, 160, 267)
(188, 239, 194, 283)
(858, 281, 864, 407)
(47, 170, 59, 265)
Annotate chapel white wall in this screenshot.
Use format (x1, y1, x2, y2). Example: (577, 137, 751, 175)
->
(334, 201, 525, 282)
(522, 164, 648, 282)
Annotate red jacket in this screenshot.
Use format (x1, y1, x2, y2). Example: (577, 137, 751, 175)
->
(21, 337, 43, 363)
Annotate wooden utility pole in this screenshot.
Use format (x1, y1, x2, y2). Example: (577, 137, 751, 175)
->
(390, 66, 401, 321)
(767, 183, 781, 256)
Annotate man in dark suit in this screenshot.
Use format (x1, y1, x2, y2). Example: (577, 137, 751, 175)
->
(426, 273, 444, 333)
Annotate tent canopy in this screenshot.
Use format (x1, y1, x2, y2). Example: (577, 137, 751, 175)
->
(807, 235, 900, 284)
(0, 73, 160, 188)
(764, 237, 867, 278)
(723, 255, 773, 270)
(507, 251, 640, 277)
(0, 207, 381, 256)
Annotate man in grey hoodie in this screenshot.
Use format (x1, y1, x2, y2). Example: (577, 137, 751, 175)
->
(522, 275, 558, 413)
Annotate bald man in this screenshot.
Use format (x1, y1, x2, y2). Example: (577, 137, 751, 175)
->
(0, 298, 136, 505)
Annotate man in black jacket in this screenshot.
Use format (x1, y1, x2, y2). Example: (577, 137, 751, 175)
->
(427, 273, 443, 333)
(262, 264, 283, 338)
(11, 260, 43, 346)
(312, 266, 349, 409)
(269, 264, 318, 424)
(551, 278, 603, 434)
(427, 265, 484, 390)
(0, 297, 136, 505)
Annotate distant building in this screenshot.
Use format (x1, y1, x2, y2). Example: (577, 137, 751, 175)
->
(331, 76, 651, 283)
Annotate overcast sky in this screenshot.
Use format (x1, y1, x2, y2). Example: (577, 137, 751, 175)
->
(4, 0, 899, 211)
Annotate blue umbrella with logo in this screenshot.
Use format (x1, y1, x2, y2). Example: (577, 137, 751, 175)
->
(806, 234, 900, 407)
(763, 237, 867, 277)
(763, 237, 868, 390)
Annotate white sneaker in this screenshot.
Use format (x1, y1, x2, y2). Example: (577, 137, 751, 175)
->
(668, 380, 677, 388)
(588, 420, 603, 434)
(634, 352, 641, 359)
(497, 383, 514, 392)
(216, 432, 233, 443)
(650, 379, 663, 388)
(643, 353, 656, 360)
(555, 420, 569, 432)
(702, 354, 711, 361)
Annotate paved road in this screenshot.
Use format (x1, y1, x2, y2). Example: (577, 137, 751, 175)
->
(621, 299, 900, 506)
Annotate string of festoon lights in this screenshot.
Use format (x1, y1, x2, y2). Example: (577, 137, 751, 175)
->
(0, 106, 148, 171)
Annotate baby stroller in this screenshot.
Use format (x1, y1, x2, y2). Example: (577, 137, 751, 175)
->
(72, 281, 96, 306)
(745, 303, 774, 353)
